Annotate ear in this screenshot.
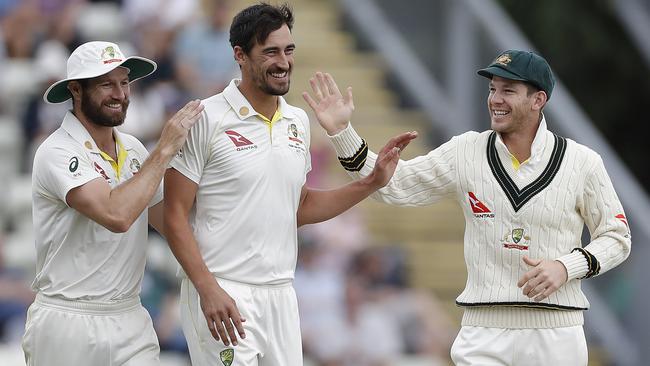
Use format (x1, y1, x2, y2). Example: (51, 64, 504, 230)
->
(68, 81, 82, 102)
(233, 46, 247, 66)
(531, 90, 548, 111)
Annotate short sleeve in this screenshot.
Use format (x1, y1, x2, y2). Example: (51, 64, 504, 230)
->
(169, 110, 214, 183)
(33, 142, 101, 205)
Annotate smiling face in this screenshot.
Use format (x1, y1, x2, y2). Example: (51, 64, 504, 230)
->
(487, 76, 546, 135)
(76, 67, 130, 127)
(237, 24, 295, 96)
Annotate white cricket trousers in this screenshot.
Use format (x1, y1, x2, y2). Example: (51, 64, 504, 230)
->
(180, 277, 303, 366)
(451, 325, 588, 366)
(22, 293, 160, 366)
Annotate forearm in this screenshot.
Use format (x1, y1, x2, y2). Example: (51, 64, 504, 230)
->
(165, 214, 217, 293)
(105, 147, 172, 230)
(329, 124, 457, 206)
(297, 177, 378, 226)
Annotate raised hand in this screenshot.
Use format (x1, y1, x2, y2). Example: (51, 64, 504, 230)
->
(157, 99, 204, 157)
(302, 72, 354, 135)
(199, 282, 247, 346)
(365, 131, 418, 189)
(517, 256, 568, 302)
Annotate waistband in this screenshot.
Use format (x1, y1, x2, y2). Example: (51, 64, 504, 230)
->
(182, 276, 293, 289)
(462, 306, 584, 329)
(35, 293, 141, 315)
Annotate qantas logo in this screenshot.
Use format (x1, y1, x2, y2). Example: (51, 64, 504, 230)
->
(225, 130, 257, 151)
(616, 213, 631, 238)
(468, 192, 494, 218)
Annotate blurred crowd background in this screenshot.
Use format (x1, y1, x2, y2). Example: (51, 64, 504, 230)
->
(0, 0, 648, 365)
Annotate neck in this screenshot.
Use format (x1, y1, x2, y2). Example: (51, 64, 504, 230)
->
(237, 80, 279, 120)
(501, 117, 541, 163)
(72, 108, 116, 155)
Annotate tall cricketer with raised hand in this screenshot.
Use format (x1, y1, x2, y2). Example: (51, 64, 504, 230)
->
(304, 49, 631, 366)
(163, 3, 416, 366)
(23, 41, 203, 365)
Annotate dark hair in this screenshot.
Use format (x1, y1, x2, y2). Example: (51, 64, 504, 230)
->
(229, 2, 294, 54)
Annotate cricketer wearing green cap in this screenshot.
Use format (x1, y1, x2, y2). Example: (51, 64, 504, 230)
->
(304, 49, 631, 365)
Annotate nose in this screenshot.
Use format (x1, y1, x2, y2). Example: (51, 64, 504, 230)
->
(277, 53, 291, 70)
(111, 84, 128, 101)
(489, 90, 504, 105)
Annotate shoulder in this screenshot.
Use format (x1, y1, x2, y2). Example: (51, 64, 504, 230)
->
(34, 128, 84, 161)
(562, 136, 602, 164)
(286, 104, 310, 131)
(117, 131, 147, 151)
(449, 130, 487, 146)
(200, 93, 233, 129)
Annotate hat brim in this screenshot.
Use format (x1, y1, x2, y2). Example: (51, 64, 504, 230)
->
(43, 56, 157, 104)
(477, 65, 527, 83)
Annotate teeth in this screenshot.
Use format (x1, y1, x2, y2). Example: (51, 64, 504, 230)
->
(493, 110, 509, 115)
(270, 72, 287, 78)
(107, 104, 121, 108)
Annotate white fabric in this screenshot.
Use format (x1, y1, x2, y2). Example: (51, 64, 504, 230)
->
(31, 111, 162, 301)
(170, 79, 311, 285)
(22, 294, 159, 366)
(329, 123, 631, 328)
(450, 325, 587, 366)
(180, 278, 302, 366)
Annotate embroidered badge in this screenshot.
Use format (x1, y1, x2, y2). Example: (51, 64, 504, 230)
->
(220, 348, 234, 366)
(502, 228, 530, 250)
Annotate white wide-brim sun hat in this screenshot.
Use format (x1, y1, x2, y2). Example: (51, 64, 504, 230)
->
(43, 41, 157, 104)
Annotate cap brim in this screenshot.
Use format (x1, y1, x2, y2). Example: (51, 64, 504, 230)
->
(477, 65, 527, 82)
(43, 56, 157, 104)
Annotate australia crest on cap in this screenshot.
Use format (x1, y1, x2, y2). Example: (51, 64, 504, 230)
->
(101, 45, 123, 64)
(495, 53, 512, 66)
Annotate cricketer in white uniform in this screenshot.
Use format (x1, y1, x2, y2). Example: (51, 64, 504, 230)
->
(22, 41, 203, 365)
(304, 51, 631, 366)
(163, 3, 407, 366)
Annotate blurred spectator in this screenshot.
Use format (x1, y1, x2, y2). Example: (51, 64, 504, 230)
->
(20, 40, 70, 172)
(0, 240, 34, 345)
(173, 0, 238, 98)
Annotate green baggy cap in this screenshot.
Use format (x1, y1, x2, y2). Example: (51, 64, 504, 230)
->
(477, 50, 555, 99)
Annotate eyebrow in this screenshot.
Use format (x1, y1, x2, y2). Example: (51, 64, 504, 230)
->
(262, 43, 296, 52)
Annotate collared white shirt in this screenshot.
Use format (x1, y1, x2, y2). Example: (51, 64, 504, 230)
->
(31, 111, 162, 301)
(170, 79, 311, 285)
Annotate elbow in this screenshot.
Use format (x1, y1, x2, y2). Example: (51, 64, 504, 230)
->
(104, 217, 133, 233)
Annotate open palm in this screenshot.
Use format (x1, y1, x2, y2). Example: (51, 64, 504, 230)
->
(302, 72, 354, 135)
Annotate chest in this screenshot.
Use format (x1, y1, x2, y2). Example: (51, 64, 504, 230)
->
(87, 149, 145, 187)
(206, 119, 309, 186)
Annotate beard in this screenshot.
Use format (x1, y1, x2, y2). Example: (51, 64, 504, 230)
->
(80, 90, 129, 127)
(252, 65, 291, 96)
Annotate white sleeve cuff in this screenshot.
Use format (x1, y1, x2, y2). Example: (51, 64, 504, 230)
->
(329, 123, 364, 158)
(556, 251, 589, 280)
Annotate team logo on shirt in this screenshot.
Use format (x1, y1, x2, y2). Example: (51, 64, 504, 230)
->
(287, 123, 306, 153)
(220, 348, 234, 366)
(225, 130, 257, 151)
(502, 228, 530, 250)
(468, 192, 494, 218)
(94, 162, 111, 182)
(129, 158, 141, 174)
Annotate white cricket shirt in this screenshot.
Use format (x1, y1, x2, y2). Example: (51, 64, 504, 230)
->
(170, 79, 311, 285)
(31, 111, 162, 301)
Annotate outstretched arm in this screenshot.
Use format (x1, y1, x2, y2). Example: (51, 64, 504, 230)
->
(297, 131, 416, 226)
